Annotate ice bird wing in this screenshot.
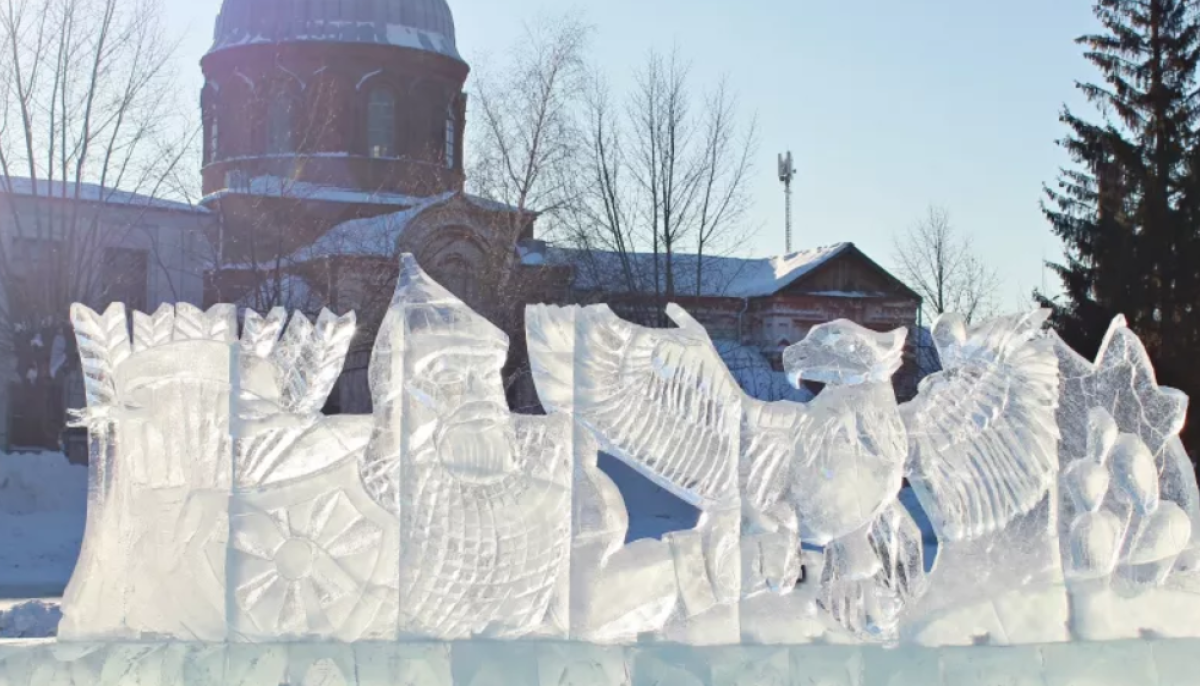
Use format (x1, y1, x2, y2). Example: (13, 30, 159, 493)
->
(901, 310, 1061, 541)
(526, 303, 747, 509)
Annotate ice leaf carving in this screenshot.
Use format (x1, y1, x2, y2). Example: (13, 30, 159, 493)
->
(132, 304, 175, 353)
(293, 309, 357, 415)
(174, 303, 209, 341)
(241, 307, 288, 360)
(234, 311, 357, 487)
(70, 302, 131, 408)
(901, 310, 1060, 541)
(271, 312, 313, 375)
(206, 304, 239, 343)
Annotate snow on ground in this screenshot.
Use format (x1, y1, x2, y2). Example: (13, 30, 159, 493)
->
(0, 599, 61, 639)
(0, 452, 86, 599)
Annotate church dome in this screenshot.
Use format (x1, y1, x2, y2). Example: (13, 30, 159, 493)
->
(211, 0, 459, 60)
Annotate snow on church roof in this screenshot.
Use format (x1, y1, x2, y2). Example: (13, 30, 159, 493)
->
(290, 193, 455, 262)
(201, 175, 434, 207)
(538, 243, 856, 299)
(209, 0, 460, 60)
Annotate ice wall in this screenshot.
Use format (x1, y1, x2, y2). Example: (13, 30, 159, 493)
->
(53, 253, 1200, 650)
(2, 639, 1199, 686)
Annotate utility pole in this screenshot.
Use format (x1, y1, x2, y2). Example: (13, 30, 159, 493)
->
(778, 151, 796, 253)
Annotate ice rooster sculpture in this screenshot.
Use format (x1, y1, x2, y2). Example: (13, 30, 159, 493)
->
(59, 253, 1200, 648)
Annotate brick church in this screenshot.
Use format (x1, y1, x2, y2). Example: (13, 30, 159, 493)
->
(194, 0, 924, 410)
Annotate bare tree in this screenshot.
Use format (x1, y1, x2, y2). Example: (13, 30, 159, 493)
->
(560, 48, 758, 325)
(0, 0, 196, 446)
(465, 12, 593, 400)
(468, 11, 591, 229)
(892, 206, 1001, 325)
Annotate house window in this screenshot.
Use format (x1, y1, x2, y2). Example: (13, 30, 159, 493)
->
(367, 88, 396, 158)
(10, 238, 62, 296)
(11, 237, 61, 276)
(445, 105, 457, 169)
(101, 247, 149, 312)
(266, 93, 294, 154)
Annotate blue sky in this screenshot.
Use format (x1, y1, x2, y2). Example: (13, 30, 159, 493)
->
(166, 0, 1102, 308)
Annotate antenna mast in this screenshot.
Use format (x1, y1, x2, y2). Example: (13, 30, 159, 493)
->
(778, 151, 796, 253)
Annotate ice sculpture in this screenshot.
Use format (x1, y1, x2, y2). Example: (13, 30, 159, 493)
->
(55, 251, 1200, 653)
(898, 311, 1067, 645)
(527, 307, 925, 642)
(360, 256, 572, 640)
(65, 301, 364, 641)
(1053, 316, 1200, 640)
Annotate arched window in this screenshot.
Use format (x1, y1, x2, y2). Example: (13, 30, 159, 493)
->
(204, 84, 220, 163)
(266, 93, 294, 154)
(367, 88, 396, 158)
(438, 256, 477, 305)
(444, 105, 457, 169)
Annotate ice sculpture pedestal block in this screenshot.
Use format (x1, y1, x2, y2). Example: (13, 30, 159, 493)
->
(3, 639, 1200, 686)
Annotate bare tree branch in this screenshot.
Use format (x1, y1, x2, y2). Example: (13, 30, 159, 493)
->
(891, 205, 1002, 325)
(560, 48, 759, 325)
(0, 0, 195, 447)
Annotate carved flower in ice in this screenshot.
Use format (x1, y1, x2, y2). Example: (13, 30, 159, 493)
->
(229, 490, 384, 636)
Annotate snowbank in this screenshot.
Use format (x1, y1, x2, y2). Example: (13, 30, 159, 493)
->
(0, 452, 86, 597)
(0, 600, 61, 639)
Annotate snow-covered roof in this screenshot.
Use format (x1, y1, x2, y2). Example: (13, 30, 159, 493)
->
(537, 243, 856, 298)
(289, 193, 454, 262)
(0, 177, 207, 214)
(201, 175, 432, 207)
(210, 0, 460, 60)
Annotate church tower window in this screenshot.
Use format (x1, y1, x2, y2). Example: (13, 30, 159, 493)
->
(209, 111, 221, 163)
(266, 92, 295, 154)
(368, 88, 397, 158)
(445, 104, 457, 169)
(204, 84, 220, 164)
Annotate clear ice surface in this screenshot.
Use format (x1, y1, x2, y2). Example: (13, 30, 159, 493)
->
(52, 252, 1200, 652)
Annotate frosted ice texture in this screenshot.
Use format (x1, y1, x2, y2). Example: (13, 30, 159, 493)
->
(59, 252, 1200, 649)
(5, 639, 1200, 685)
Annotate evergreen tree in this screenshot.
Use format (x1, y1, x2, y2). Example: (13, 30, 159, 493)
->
(1040, 0, 1200, 451)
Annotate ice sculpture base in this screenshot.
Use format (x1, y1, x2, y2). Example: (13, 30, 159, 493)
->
(3, 639, 1200, 685)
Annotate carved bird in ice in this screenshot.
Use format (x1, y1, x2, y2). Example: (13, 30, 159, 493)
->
(525, 303, 1060, 639)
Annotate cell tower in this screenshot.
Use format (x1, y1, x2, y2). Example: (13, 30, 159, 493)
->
(778, 151, 796, 254)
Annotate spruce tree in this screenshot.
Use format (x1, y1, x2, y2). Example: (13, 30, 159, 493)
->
(1041, 0, 1200, 450)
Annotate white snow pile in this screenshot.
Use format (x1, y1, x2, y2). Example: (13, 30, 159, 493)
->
(0, 452, 86, 597)
(0, 600, 61, 639)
